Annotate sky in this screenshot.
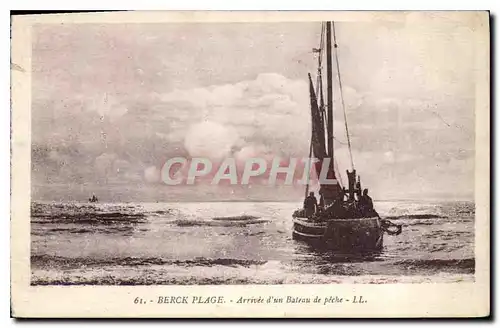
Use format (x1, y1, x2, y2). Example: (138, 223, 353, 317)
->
(31, 13, 484, 202)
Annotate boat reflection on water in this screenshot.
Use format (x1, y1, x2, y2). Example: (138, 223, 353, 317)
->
(289, 239, 385, 277)
(294, 240, 383, 263)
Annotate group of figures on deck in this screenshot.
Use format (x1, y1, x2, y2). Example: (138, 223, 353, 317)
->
(297, 170, 378, 221)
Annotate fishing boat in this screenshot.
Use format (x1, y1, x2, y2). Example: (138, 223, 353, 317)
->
(292, 21, 401, 252)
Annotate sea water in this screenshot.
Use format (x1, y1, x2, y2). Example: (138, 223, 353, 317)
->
(31, 200, 475, 285)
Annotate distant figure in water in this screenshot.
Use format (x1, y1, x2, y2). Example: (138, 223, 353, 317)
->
(89, 194, 98, 203)
(358, 189, 374, 216)
(303, 192, 318, 218)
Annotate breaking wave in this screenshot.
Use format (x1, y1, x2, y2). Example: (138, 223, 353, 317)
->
(211, 215, 261, 221)
(384, 214, 446, 220)
(391, 258, 475, 271)
(172, 218, 268, 227)
(31, 254, 267, 269)
(31, 213, 147, 225)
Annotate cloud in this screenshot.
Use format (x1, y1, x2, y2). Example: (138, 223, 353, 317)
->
(32, 71, 315, 193)
(30, 19, 480, 200)
(31, 69, 475, 200)
(159, 73, 311, 159)
(144, 166, 161, 183)
(94, 152, 118, 174)
(184, 121, 242, 160)
(161, 83, 245, 109)
(86, 94, 129, 122)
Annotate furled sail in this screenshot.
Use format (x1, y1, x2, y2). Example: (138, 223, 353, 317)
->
(308, 73, 341, 204)
(308, 73, 327, 164)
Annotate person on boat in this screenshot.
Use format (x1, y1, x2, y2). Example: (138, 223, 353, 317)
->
(355, 178, 362, 201)
(358, 188, 374, 216)
(319, 189, 345, 220)
(342, 187, 348, 201)
(303, 192, 318, 218)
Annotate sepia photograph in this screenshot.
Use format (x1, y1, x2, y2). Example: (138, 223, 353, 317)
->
(10, 10, 490, 317)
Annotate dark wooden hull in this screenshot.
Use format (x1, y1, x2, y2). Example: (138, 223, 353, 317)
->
(292, 216, 383, 252)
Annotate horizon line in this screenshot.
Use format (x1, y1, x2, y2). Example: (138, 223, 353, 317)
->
(30, 198, 475, 204)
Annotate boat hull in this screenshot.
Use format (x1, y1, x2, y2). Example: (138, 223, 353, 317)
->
(292, 217, 383, 252)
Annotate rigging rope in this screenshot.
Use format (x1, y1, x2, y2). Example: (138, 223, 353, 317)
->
(380, 218, 403, 236)
(332, 21, 355, 171)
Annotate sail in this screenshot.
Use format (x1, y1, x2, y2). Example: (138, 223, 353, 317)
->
(308, 74, 340, 199)
(308, 73, 327, 163)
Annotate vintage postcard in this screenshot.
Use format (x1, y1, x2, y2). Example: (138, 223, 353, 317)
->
(11, 11, 490, 318)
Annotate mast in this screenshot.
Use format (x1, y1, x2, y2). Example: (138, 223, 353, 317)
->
(305, 22, 343, 205)
(326, 22, 334, 162)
